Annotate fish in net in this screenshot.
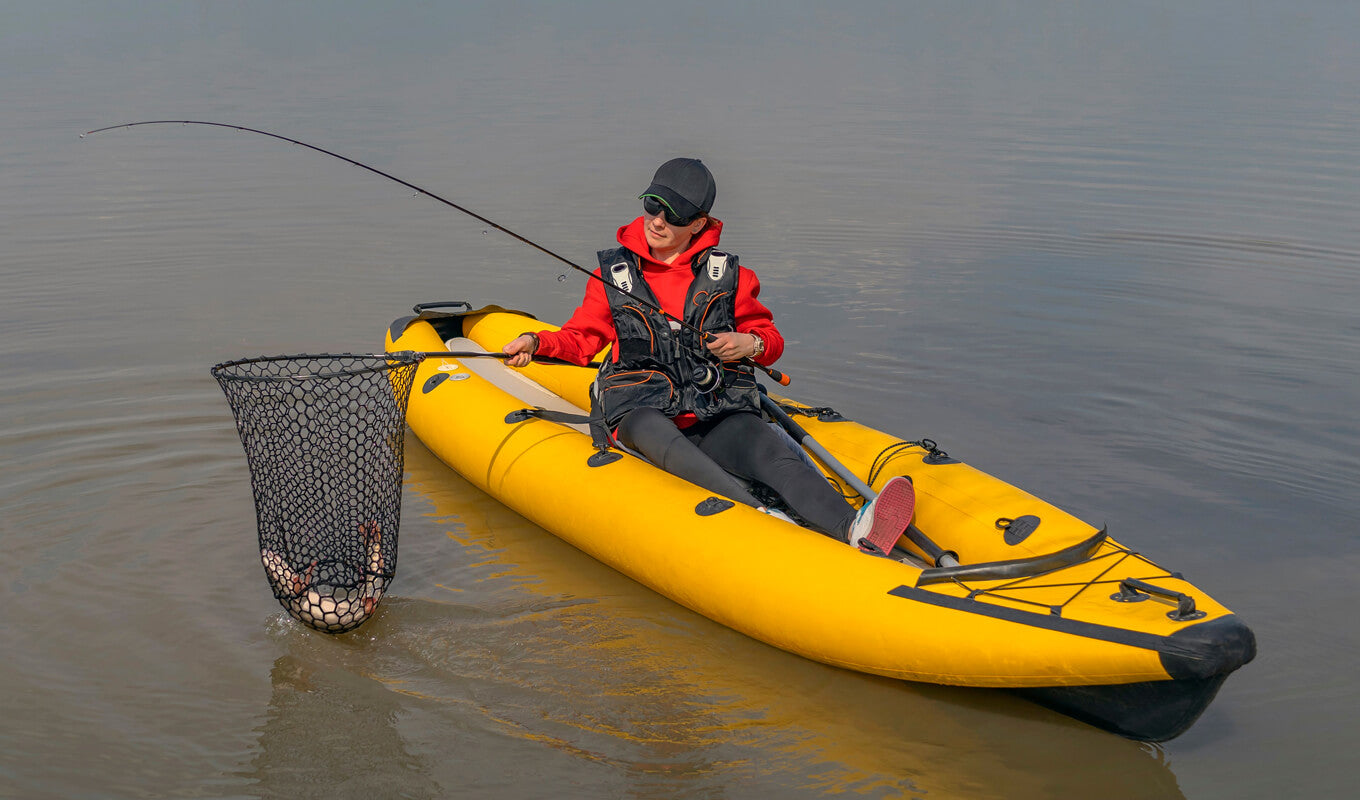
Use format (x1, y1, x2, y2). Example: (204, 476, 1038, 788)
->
(211, 353, 422, 633)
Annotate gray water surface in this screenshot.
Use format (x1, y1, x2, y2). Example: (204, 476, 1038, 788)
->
(4, 2, 1358, 798)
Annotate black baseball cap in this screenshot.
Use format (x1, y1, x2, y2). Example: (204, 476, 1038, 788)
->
(638, 158, 716, 221)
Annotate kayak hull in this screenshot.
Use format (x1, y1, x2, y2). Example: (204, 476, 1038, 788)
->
(387, 305, 1254, 740)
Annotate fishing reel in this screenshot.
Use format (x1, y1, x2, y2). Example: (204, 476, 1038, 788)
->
(691, 361, 723, 394)
(672, 319, 723, 395)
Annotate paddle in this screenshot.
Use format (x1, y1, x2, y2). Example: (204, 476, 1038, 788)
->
(759, 393, 960, 568)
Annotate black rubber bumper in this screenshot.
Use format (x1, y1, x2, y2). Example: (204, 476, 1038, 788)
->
(1157, 613, 1257, 680)
(1014, 615, 1256, 741)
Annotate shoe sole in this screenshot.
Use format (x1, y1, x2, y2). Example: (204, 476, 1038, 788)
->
(860, 477, 915, 554)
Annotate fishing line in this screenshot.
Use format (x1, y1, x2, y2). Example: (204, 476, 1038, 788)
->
(82, 120, 789, 386)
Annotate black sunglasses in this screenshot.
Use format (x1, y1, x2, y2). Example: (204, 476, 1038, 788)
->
(641, 195, 700, 227)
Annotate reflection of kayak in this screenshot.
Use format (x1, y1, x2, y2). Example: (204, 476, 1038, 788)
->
(386, 303, 1255, 742)
(402, 443, 1189, 798)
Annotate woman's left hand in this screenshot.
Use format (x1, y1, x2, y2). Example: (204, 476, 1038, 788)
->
(705, 331, 761, 362)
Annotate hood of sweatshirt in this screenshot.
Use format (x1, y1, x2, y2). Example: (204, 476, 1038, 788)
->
(616, 216, 725, 271)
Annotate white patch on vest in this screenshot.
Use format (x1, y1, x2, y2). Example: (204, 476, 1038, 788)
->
(707, 251, 728, 282)
(609, 261, 633, 293)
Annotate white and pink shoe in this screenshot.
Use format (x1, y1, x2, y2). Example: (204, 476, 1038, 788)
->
(847, 476, 916, 555)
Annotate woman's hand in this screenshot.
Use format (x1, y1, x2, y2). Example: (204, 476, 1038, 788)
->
(502, 333, 539, 368)
(705, 331, 762, 362)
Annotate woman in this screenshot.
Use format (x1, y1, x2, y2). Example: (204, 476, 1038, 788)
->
(503, 158, 912, 553)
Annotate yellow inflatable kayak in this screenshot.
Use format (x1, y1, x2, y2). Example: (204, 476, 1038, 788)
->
(385, 303, 1255, 741)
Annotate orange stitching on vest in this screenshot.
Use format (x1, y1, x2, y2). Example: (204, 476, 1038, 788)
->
(621, 305, 656, 352)
(698, 290, 730, 332)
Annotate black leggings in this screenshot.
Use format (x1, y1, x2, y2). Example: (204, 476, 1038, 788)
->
(615, 407, 857, 538)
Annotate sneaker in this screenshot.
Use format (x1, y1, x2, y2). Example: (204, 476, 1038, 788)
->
(758, 506, 797, 524)
(847, 476, 915, 554)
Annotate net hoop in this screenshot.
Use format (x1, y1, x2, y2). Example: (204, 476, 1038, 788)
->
(210, 351, 423, 384)
(212, 351, 423, 634)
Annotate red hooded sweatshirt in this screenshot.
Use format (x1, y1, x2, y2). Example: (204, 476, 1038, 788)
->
(533, 216, 785, 368)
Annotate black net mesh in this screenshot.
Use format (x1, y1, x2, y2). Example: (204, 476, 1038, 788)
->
(211, 353, 421, 633)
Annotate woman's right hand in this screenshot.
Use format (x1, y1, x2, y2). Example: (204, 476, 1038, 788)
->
(502, 333, 539, 368)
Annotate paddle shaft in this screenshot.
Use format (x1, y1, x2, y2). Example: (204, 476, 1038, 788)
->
(82, 120, 789, 387)
(759, 394, 960, 568)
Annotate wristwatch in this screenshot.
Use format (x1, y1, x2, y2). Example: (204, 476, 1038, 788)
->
(749, 332, 765, 358)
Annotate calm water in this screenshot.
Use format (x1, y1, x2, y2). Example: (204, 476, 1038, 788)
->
(4, 2, 1358, 797)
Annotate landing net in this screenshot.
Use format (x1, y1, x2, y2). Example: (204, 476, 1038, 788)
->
(211, 353, 421, 633)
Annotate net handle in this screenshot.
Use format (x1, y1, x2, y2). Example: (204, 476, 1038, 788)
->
(211, 351, 589, 383)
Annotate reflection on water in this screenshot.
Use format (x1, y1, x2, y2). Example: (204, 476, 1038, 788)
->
(244, 652, 440, 800)
(390, 442, 1183, 800)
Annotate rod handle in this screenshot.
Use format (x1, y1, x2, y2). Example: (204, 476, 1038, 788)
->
(744, 358, 790, 386)
(762, 364, 792, 386)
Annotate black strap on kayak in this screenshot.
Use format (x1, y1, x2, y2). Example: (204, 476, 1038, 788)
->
(504, 407, 594, 426)
(771, 400, 847, 423)
(504, 406, 619, 461)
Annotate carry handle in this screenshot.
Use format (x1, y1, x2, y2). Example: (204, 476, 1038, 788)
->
(412, 301, 473, 314)
(1110, 578, 1206, 622)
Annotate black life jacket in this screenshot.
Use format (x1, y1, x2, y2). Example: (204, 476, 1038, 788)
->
(592, 246, 760, 428)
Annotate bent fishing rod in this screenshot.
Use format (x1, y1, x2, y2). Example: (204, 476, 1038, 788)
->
(82, 120, 790, 386)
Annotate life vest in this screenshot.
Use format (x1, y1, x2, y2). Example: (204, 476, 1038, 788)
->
(592, 246, 760, 428)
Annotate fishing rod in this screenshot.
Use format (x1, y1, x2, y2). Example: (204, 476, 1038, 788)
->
(82, 120, 790, 387)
